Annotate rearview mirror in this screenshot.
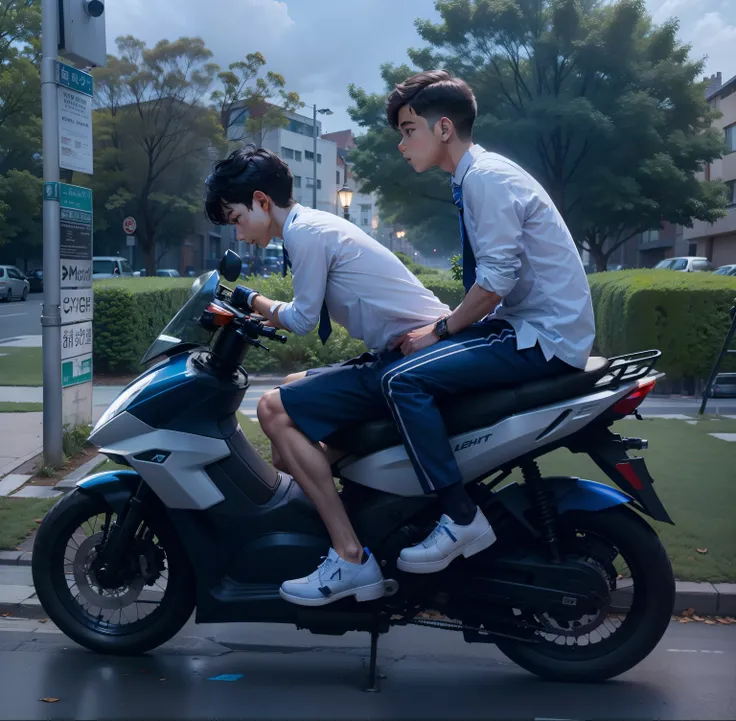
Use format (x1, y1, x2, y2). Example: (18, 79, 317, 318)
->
(220, 250, 242, 282)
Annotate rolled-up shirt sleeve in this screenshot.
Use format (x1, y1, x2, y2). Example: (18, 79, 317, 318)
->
(276, 226, 331, 335)
(464, 171, 525, 298)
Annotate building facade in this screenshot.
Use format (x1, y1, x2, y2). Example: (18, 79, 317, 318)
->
(680, 72, 736, 267)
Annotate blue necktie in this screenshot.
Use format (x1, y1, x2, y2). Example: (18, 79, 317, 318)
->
(452, 183, 476, 294)
(282, 246, 332, 344)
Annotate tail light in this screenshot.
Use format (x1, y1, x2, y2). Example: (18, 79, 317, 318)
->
(611, 377, 657, 417)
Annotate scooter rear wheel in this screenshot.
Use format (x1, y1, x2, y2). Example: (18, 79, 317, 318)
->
(32, 488, 195, 655)
(493, 505, 675, 682)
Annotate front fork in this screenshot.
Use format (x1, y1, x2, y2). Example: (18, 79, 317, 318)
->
(94, 482, 150, 588)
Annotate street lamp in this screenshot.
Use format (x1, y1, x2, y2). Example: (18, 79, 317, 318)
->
(313, 104, 333, 209)
(338, 182, 353, 220)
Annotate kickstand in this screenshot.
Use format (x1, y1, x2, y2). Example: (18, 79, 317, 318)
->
(363, 621, 386, 692)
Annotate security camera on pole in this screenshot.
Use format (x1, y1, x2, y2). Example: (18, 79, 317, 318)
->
(41, 0, 106, 466)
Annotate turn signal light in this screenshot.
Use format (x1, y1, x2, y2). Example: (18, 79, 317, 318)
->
(611, 378, 657, 417)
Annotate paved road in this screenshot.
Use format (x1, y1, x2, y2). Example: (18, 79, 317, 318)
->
(0, 294, 42, 341)
(0, 609, 733, 720)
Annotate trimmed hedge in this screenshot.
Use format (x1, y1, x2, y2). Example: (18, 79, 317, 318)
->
(92, 270, 736, 380)
(588, 270, 736, 380)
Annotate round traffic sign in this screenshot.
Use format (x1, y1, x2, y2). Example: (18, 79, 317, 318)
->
(123, 216, 137, 235)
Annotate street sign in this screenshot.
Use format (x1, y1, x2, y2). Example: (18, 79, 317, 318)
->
(123, 216, 137, 235)
(61, 259, 93, 288)
(61, 321, 93, 361)
(44, 182, 60, 201)
(59, 184, 92, 281)
(60, 184, 92, 211)
(126, 235, 136, 247)
(62, 353, 93, 388)
(61, 288, 93, 325)
(58, 87, 93, 174)
(57, 61, 94, 97)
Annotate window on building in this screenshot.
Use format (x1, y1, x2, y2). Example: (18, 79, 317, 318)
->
(336, 171, 340, 184)
(281, 147, 294, 159)
(305, 151, 322, 163)
(642, 229, 660, 244)
(294, 150, 302, 162)
(726, 179, 736, 206)
(305, 177, 322, 189)
(288, 119, 314, 136)
(360, 204, 372, 212)
(362, 218, 369, 226)
(688, 243, 697, 256)
(726, 123, 736, 153)
(293, 175, 302, 188)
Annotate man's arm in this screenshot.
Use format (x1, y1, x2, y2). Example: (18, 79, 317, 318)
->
(397, 172, 525, 355)
(246, 227, 331, 335)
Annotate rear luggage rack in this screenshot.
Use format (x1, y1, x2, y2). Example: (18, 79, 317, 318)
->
(595, 350, 662, 389)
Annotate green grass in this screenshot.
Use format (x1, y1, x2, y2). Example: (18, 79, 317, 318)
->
(0, 402, 43, 412)
(0, 347, 42, 386)
(0, 497, 57, 550)
(237, 413, 736, 582)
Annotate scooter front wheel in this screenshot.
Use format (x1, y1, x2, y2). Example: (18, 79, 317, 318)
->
(32, 488, 195, 655)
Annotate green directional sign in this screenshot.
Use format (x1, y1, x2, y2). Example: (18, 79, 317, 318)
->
(62, 354, 93, 388)
(60, 184, 93, 212)
(44, 182, 60, 201)
(57, 61, 94, 97)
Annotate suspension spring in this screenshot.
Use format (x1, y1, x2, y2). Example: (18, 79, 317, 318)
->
(522, 461, 561, 562)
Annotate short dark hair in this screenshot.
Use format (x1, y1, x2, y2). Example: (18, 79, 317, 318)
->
(386, 69, 477, 140)
(204, 145, 293, 225)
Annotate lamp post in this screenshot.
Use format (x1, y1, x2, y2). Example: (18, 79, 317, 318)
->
(338, 182, 353, 221)
(312, 104, 333, 209)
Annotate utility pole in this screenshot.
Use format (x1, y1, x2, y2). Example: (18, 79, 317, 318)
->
(312, 104, 318, 209)
(40, 0, 62, 466)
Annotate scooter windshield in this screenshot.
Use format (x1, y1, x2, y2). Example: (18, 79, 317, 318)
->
(141, 270, 219, 364)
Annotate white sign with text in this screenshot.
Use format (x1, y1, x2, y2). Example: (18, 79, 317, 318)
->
(61, 288, 94, 325)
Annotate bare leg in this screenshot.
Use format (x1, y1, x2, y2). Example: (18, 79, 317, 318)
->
(270, 371, 307, 471)
(258, 388, 363, 564)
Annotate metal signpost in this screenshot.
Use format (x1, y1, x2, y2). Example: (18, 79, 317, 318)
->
(41, 0, 105, 466)
(123, 216, 137, 267)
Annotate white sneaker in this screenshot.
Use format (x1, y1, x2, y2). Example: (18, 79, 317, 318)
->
(279, 548, 386, 607)
(397, 508, 497, 574)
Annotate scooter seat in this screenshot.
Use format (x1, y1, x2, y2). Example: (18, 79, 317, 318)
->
(324, 356, 611, 458)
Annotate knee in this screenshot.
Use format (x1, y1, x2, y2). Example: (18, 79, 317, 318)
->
(257, 390, 288, 435)
(282, 371, 306, 385)
(382, 370, 421, 400)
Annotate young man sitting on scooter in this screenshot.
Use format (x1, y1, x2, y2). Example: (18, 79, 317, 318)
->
(204, 145, 452, 603)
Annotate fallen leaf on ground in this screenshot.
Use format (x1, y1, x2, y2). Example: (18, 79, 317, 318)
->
(696, 548, 708, 554)
(716, 618, 734, 625)
(693, 615, 705, 622)
(681, 608, 695, 618)
(616, 574, 624, 580)
(705, 619, 717, 625)
(41, 698, 59, 703)
(0, 612, 12, 618)
(678, 617, 693, 623)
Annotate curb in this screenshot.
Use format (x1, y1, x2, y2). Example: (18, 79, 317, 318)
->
(0, 569, 734, 619)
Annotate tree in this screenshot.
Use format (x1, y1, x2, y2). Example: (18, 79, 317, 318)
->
(349, 0, 728, 269)
(0, 0, 42, 262)
(211, 52, 301, 142)
(89, 36, 226, 273)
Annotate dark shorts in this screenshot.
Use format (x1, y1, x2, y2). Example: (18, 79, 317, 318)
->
(280, 350, 397, 444)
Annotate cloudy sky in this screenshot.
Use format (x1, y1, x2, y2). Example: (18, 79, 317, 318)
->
(105, 0, 736, 135)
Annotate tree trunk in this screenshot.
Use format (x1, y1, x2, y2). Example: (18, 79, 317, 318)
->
(589, 244, 609, 272)
(145, 240, 156, 276)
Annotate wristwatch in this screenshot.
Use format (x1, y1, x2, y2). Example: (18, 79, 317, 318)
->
(434, 315, 451, 341)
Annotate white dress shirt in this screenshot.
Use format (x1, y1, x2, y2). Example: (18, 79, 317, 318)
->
(452, 145, 595, 369)
(275, 204, 451, 352)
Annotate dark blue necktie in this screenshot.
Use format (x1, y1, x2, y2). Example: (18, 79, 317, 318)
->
(282, 245, 332, 344)
(452, 183, 476, 294)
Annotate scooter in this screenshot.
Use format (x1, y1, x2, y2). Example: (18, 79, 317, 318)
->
(31, 250, 676, 690)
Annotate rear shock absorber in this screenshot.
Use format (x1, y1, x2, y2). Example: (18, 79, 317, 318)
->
(521, 461, 561, 563)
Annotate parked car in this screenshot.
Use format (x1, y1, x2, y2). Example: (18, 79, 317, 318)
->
(26, 268, 43, 292)
(653, 257, 713, 272)
(92, 257, 134, 280)
(713, 264, 736, 276)
(710, 373, 736, 398)
(156, 269, 181, 277)
(0, 265, 30, 301)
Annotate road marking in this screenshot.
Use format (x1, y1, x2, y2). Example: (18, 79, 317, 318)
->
(667, 649, 724, 654)
(709, 433, 736, 442)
